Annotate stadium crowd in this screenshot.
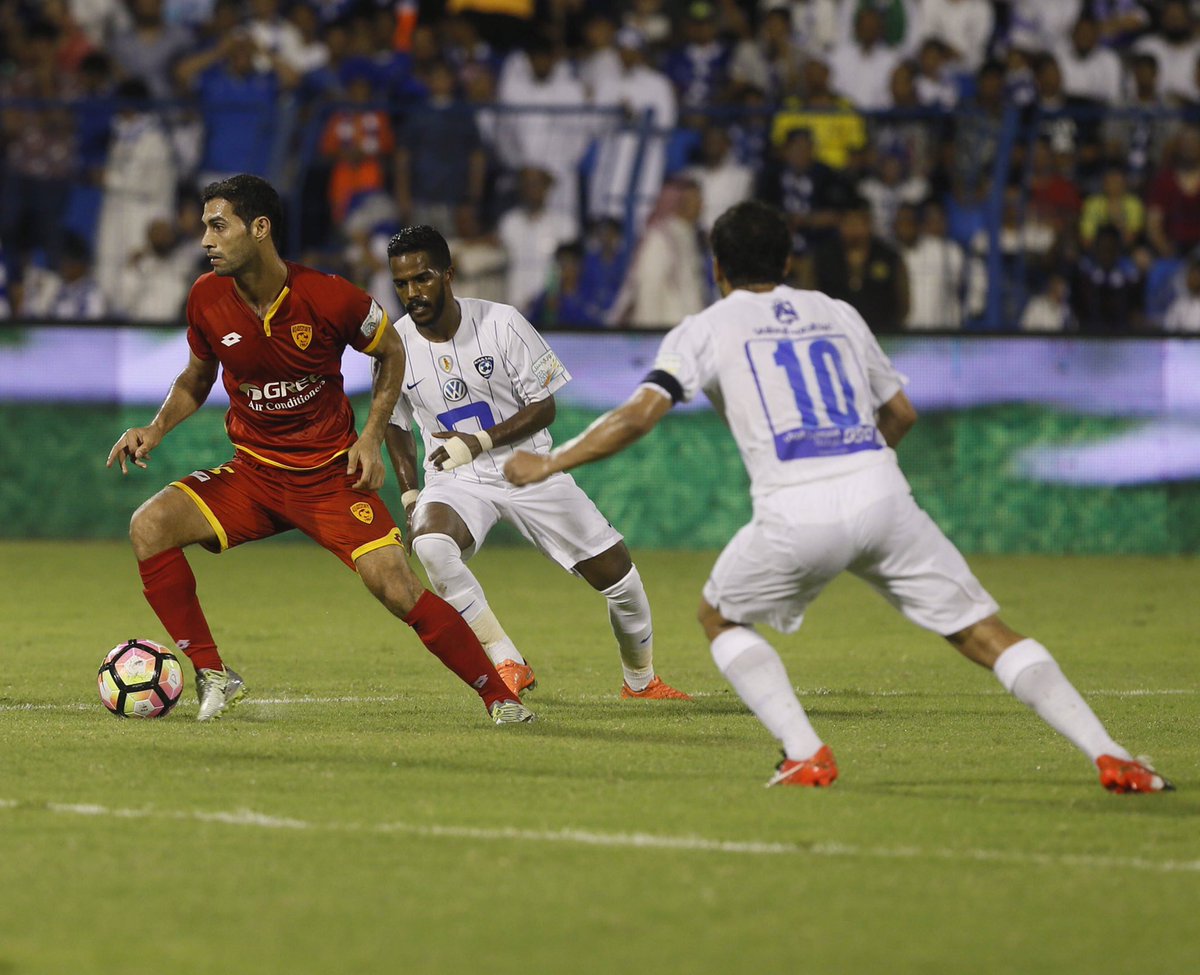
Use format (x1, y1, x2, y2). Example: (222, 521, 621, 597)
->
(2, 0, 1200, 332)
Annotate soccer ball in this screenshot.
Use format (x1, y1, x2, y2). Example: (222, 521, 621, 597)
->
(97, 639, 185, 718)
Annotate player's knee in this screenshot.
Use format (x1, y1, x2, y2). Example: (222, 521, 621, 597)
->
(410, 533, 464, 593)
(128, 496, 172, 559)
(358, 549, 423, 615)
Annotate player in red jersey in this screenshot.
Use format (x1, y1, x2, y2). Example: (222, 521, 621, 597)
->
(107, 174, 534, 725)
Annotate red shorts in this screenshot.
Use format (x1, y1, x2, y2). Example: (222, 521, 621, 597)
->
(171, 453, 402, 570)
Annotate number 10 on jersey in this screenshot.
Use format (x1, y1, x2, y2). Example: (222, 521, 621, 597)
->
(746, 336, 883, 461)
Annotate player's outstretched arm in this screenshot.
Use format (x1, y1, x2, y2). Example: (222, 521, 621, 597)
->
(106, 353, 217, 474)
(876, 390, 917, 448)
(384, 423, 421, 551)
(504, 387, 672, 486)
(351, 327, 406, 490)
(428, 396, 556, 471)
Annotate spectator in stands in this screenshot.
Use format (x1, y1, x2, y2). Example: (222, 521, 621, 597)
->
(446, 204, 508, 305)
(588, 27, 677, 231)
(729, 84, 770, 173)
(281, 2, 330, 78)
(809, 198, 909, 330)
(245, 0, 308, 75)
(663, 1, 732, 112)
(622, 0, 672, 52)
(494, 35, 590, 236)
(1020, 273, 1073, 331)
(529, 242, 601, 329)
(1146, 126, 1200, 257)
(65, 51, 117, 246)
(70, 0, 132, 50)
(0, 18, 80, 271)
(857, 146, 929, 240)
(834, 0, 918, 53)
(1006, 0, 1080, 54)
(1080, 165, 1145, 249)
(497, 166, 576, 312)
(1090, 0, 1150, 50)
(913, 37, 958, 108)
(895, 202, 961, 328)
(578, 13, 620, 98)
(917, 0, 994, 72)
(757, 127, 849, 258)
(830, 7, 901, 110)
(394, 59, 486, 233)
(1028, 53, 1103, 185)
(21, 233, 107, 320)
(1133, 0, 1200, 105)
(578, 217, 627, 325)
(1070, 223, 1146, 332)
(1104, 52, 1179, 192)
(1055, 14, 1122, 105)
(612, 176, 711, 328)
(94, 78, 178, 307)
(951, 59, 1005, 189)
(110, 0, 193, 99)
(114, 215, 197, 321)
(1028, 138, 1083, 238)
(770, 56, 867, 170)
(684, 124, 754, 233)
(1163, 256, 1200, 333)
(318, 61, 395, 226)
(729, 7, 805, 102)
(175, 26, 299, 183)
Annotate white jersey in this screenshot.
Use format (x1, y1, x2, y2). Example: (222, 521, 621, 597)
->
(389, 297, 570, 485)
(649, 285, 905, 498)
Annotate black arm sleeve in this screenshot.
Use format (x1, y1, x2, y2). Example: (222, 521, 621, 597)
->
(641, 369, 684, 405)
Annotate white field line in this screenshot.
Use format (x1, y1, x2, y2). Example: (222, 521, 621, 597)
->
(0, 798, 1195, 874)
(1, 687, 1197, 714)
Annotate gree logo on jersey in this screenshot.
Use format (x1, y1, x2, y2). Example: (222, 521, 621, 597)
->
(237, 373, 326, 411)
(474, 355, 494, 378)
(350, 502, 374, 524)
(290, 323, 313, 350)
(442, 378, 467, 401)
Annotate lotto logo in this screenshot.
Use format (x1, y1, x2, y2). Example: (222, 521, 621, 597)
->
(221, 332, 242, 346)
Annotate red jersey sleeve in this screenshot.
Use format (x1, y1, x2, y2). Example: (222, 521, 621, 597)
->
(185, 276, 216, 360)
(325, 273, 389, 354)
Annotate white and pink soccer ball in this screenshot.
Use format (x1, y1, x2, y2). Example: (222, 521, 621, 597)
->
(97, 639, 184, 718)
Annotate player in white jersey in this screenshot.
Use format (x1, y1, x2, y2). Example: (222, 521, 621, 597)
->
(506, 201, 1173, 794)
(380, 226, 691, 701)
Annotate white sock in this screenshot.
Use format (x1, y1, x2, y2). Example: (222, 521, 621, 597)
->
(711, 627, 824, 761)
(600, 564, 654, 691)
(993, 639, 1131, 763)
(412, 533, 524, 667)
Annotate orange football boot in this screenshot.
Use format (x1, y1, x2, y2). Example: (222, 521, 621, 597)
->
(1096, 755, 1174, 794)
(496, 659, 537, 698)
(766, 745, 839, 788)
(620, 676, 693, 700)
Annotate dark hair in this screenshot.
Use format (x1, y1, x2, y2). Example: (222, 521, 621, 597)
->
(202, 174, 284, 249)
(387, 225, 452, 269)
(710, 201, 791, 287)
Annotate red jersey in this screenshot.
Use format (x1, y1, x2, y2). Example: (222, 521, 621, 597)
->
(185, 261, 388, 469)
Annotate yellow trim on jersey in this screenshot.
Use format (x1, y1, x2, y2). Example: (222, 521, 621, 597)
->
(361, 308, 390, 355)
(171, 480, 229, 551)
(260, 286, 290, 337)
(351, 527, 403, 566)
(232, 443, 350, 471)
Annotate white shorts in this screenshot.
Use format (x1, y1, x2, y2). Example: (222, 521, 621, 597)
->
(703, 460, 999, 636)
(415, 473, 623, 571)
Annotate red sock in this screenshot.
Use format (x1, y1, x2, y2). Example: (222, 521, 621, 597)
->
(137, 548, 223, 673)
(403, 591, 512, 710)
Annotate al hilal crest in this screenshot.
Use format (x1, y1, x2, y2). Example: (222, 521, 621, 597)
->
(474, 355, 494, 378)
(439, 355, 454, 373)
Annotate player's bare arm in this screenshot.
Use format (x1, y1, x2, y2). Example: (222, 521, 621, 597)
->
(876, 390, 917, 448)
(106, 353, 218, 474)
(349, 326, 406, 490)
(504, 387, 672, 486)
(384, 423, 420, 549)
(428, 395, 557, 471)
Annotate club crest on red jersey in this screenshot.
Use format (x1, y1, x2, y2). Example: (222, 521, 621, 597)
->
(291, 323, 313, 350)
(351, 502, 374, 524)
(474, 355, 494, 378)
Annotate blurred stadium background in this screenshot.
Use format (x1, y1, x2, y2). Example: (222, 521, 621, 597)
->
(2, 0, 1200, 553)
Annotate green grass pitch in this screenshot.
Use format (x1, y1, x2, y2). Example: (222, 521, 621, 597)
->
(0, 540, 1196, 975)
